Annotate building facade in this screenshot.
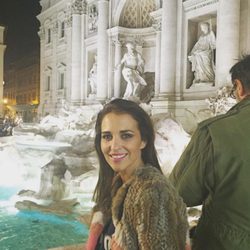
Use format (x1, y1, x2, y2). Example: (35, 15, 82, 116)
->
(0, 25, 6, 117)
(3, 51, 40, 122)
(37, 0, 250, 128)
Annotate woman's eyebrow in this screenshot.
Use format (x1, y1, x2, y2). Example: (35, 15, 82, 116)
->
(120, 130, 134, 133)
(101, 131, 110, 134)
(101, 130, 134, 134)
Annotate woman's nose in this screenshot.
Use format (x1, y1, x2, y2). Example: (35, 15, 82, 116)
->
(110, 136, 121, 150)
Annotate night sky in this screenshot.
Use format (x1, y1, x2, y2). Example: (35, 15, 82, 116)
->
(0, 0, 41, 66)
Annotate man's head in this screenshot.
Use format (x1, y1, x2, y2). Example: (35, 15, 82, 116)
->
(229, 55, 250, 102)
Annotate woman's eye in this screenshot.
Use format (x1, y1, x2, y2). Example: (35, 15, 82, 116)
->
(102, 134, 112, 141)
(121, 133, 133, 139)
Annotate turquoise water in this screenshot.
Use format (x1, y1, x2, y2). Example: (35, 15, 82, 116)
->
(0, 186, 89, 250)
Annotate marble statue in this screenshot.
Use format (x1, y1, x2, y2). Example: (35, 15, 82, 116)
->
(88, 54, 97, 95)
(116, 42, 147, 98)
(188, 22, 216, 86)
(88, 5, 98, 33)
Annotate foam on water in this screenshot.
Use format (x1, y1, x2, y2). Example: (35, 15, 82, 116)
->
(0, 186, 89, 250)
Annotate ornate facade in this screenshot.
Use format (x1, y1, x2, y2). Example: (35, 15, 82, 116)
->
(37, 0, 250, 129)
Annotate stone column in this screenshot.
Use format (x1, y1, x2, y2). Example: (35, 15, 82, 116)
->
(96, 0, 109, 100)
(153, 23, 161, 97)
(51, 22, 58, 113)
(37, 28, 45, 116)
(0, 26, 6, 116)
(70, 0, 83, 104)
(80, 1, 87, 101)
(113, 38, 122, 98)
(159, 0, 177, 98)
(215, 0, 240, 87)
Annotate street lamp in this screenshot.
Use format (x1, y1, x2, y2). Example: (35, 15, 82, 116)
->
(3, 98, 8, 104)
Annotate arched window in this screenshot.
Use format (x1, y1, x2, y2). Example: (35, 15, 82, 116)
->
(44, 19, 52, 44)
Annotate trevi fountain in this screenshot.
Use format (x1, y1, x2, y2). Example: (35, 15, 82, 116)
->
(1, 0, 246, 248)
(0, 87, 235, 249)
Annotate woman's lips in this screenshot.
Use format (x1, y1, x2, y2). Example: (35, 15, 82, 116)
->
(110, 153, 127, 162)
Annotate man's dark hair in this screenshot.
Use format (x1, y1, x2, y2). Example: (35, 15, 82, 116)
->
(230, 54, 250, 92)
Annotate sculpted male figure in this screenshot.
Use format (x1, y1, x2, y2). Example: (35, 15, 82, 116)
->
(116, 42, 147, 98)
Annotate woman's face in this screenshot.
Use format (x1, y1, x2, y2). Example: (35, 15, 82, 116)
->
(200, 23, 209, 34)
(100, 112, 146, 181)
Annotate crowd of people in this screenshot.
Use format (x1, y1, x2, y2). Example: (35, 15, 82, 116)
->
(0, 115, 21, 136)
(83, 54, 250, 250)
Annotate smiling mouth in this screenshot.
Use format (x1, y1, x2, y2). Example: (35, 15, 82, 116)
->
(110, 153, 127, 161)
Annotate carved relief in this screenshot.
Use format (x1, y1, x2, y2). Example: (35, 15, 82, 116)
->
(183, 0, 219, 13)
(152, 19, 161, 31)
(88, 4, 98, 34)
(71, 0, 84, 15)
(88, 54, 97, 96)
(119, 0, 156, 28)
(52, 22, 58, 33)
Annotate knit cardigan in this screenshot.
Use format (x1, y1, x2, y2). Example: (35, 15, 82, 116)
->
(86, 165, 188, 250)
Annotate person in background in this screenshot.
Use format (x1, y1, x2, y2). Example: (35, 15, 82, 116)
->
(169, 54, 250, 250)
(86, 98, 188, 250)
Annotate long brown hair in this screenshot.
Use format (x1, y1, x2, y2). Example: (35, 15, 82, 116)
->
(93, 98, 161, 214)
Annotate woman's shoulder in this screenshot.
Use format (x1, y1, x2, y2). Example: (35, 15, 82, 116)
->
(136, 165, 164, 177)
(128, 166, 185, 208)
(132, 165, 170, 189)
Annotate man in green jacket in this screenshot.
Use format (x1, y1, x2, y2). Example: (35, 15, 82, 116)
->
(169, 55, 250, 250)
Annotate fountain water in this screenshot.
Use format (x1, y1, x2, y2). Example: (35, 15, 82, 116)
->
(0, 137, 90, 249)
(0, 102, 193, 249)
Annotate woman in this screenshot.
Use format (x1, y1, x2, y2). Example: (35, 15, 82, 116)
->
(86, 99, 188, 250)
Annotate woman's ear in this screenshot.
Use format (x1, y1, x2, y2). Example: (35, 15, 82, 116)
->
(140, 140, 147, 149)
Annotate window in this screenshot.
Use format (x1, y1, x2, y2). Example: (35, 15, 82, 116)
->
(47, 28, 51, 44)
(60, 22, 65, 38)
(57, 62, 66, 90)
(58, 72, 64, 89)
(46, 76, 50, 91)
(44, 66, 52, 92)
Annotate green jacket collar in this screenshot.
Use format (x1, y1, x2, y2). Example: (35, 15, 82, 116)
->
(229, 96, 250, 112)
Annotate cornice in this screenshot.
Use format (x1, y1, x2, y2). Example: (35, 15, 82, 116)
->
(183, 0, 219, 12)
